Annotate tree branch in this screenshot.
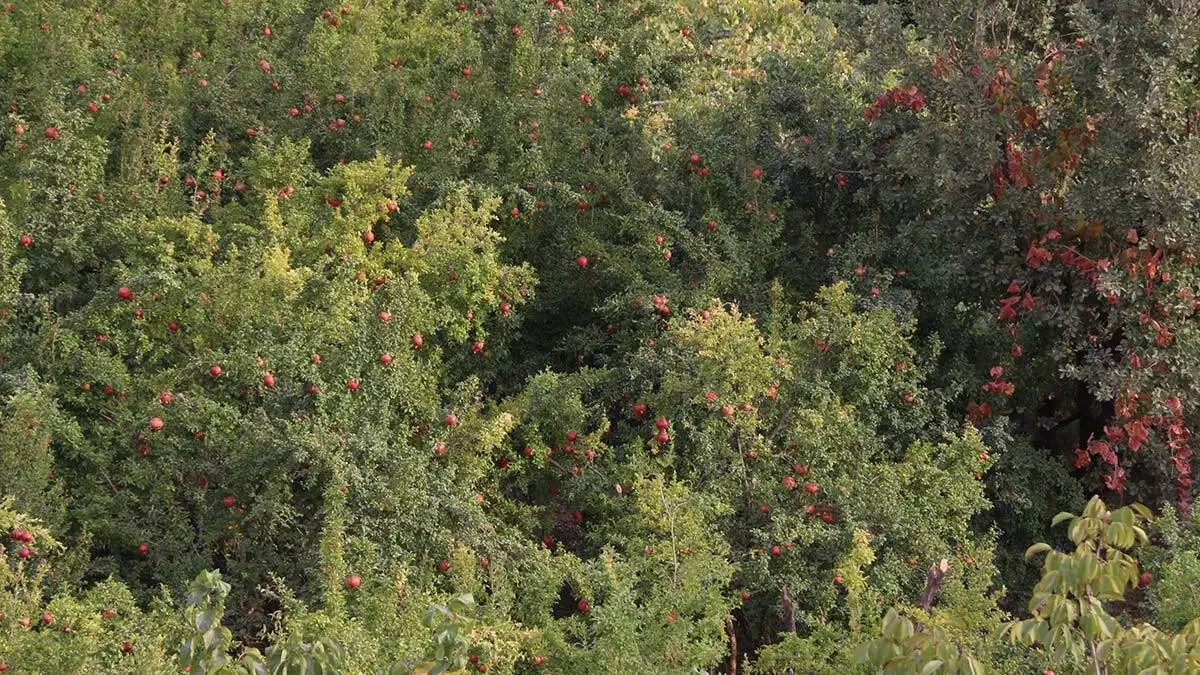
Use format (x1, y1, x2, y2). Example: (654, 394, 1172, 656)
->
(918, 558, 950, 611)
(779, 585, 796, 634)
(726, 615, 738, 675)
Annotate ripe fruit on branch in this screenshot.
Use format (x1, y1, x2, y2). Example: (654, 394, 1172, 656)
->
(346, 574, 362, 589)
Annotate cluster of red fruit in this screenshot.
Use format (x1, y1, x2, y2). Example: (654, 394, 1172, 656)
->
(652, 416, 671, 445)
(767, 542, 794, 558)
(650, 294, 670, 318)
(804, 500, 836, 524)
(466, 654, 493, 672)
(545, 430, 596, 464)
(320, 5, 350, 27)
(79, 381, 127, 398)
(615, 75, 648, 103)
(9, 528, 33, 560)
(784, 463, 836, 522)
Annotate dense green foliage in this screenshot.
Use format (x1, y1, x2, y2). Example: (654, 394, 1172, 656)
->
(0, 0, 1198, 672)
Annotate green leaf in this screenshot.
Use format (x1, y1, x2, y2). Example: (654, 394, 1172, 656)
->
(1052, 511, 1077, 527)
(1129, 502, 1154, 520)
(1095, 573, 1122, 599)
(1078, 553, 1099, 584)
(1068, 519, 1084, 544)
(920, 660, 943, 674)
(853, 640, 874, 664)
(1025, 542, 1053, 560)
(1034, 621, 1050, 644)
(195, 609, 217, 633)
